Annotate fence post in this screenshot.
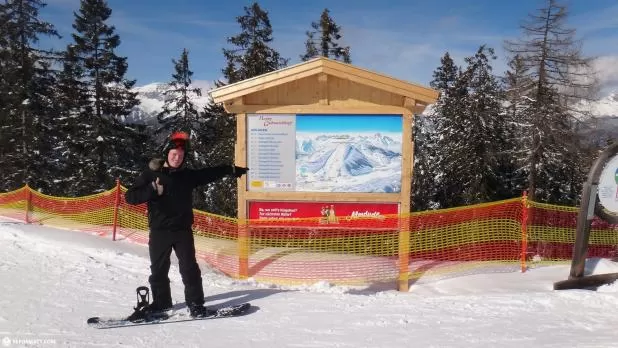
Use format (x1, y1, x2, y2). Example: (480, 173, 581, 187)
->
(112, 179, 121, 241)
(238, 220, 249, 279)
(24, 184, 32, 224)
(398, 214, 410, 291)
(521, 191, 529, 273)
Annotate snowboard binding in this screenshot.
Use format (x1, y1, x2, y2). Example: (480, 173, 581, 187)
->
(135, 286, 150, 311)
(126, 286, 151, 322)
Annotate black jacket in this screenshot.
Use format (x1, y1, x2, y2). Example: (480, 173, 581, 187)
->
(125, 162, 236, 232)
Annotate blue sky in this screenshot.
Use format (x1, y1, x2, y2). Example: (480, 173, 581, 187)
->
(41, 0, 618, 93)
(297, 115, 402, 133)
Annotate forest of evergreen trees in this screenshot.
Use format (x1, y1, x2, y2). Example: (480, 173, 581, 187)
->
(0, 0, 611, 217)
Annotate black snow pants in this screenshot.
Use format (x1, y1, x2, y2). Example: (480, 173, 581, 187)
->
(148, 228, 204, 307)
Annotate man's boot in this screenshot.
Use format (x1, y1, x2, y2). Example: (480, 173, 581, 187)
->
(148, 284, 172, 313)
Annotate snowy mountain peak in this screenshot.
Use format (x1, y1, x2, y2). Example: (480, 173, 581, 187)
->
(125, 81, 213, 125)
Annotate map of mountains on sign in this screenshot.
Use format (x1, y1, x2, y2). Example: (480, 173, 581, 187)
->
(295, 132, 402, 193)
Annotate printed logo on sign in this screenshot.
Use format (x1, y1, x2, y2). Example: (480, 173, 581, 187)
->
(0, 337, 55, 346)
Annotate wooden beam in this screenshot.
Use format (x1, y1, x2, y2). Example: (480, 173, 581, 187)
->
(224, 96, 244, 110)
(321, 59, 438, 99)
(213, 66, 323, 102)
(403, 97, 416, 110)
(235, 113, 247, 220)
(400, 110, 414, 214)
(235, 112, 248, 279)
(209, 57, 439, 106)
(414, 103, 429, 115)
(245, 191, 401, 203)
(321, 65, 439, 104)
(209, 58, 323, 101)
(398, 109, 414, 292)
(222, 103, 410, 115)
(318, 73, 328, 105)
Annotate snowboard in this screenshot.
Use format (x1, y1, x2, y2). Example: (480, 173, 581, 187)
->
(87, 302, 252, 329)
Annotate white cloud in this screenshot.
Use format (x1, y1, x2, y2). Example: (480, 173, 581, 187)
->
(592, 56, 618, 93)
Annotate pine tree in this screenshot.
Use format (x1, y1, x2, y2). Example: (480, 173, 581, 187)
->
(424, 47, 508, 208)
(501, 54, 535, 196)
(458, 45, 509, 203)
(57, 0, 145, 195)
(64, 0, 139, 120)
(222, 2, 288, 84)
(411, 111, 440, 211)
(427, 52, 469, 208)
(0, 0, 61, 192)
(156, 48, 202, 136)
(504, 0, 597, 204)
(413, 53, 458, 210)
(301, 8, 351, 63)
(197, 2, 289, 216)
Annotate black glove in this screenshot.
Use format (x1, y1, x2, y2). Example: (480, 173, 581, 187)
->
(233, 166, 249, 177)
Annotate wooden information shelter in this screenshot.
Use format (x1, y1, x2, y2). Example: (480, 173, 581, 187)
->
(209, 57, 438, 291)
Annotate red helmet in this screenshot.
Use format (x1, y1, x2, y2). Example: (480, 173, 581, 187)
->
(169, 131, 189, 150)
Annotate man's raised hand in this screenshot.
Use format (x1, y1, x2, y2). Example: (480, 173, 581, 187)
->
(152, 177, 164, 195)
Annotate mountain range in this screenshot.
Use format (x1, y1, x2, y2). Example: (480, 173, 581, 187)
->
(122, 82, 213, 125)
(126, 82, 618, 140)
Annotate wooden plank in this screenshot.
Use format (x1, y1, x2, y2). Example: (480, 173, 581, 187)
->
(210, 58, 323, 101)
(223, 97, 244, 110)
(400, 111, 414, 214)
(223, 103, 411, 115)
(321, 65, 438, 104)
(214, 66, 323, 102)
(235, 112, 249, 279)
(399, 109, 414, 292)
(235, 113, 247, 220)
(243, 75, 320, 105)
(245, 191, 401, 203)
(241, 74, 407, 108)
(210, 57, 439, 106)
(327, 75, 402, 108)
(403, 97, 416, 110)
(318, 73, 328, 105)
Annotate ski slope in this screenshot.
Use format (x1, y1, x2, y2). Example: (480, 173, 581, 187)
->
(2, 218, 618, 347)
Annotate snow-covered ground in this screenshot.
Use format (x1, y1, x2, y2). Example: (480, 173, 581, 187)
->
(2, 218, 618, 348)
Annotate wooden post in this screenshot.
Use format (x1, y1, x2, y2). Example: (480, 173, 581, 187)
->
(112, 179, 121, 241)
(24, 184, 31, 224)
(236, 111, 249, 279)
(521, 191, 529, 272)
(238, 222, 249, 279)
(398, 218, 411, 291)
(398, 107, 414, 291)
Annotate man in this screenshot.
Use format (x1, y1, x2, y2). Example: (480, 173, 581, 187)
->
(125, 131, 248, 318)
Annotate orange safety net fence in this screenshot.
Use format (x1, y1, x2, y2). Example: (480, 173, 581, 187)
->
(1, 184, 618, 288)
(405, 198, 525, 284)
(525, 200, 618, 264)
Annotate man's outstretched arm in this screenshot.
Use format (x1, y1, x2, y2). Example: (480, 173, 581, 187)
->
(192, 165, 249, 187)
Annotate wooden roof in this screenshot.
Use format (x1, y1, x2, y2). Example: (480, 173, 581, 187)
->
(208, 56, 439, 106)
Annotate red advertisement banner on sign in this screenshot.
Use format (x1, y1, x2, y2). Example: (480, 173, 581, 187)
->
(247, 201, 400, 228)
